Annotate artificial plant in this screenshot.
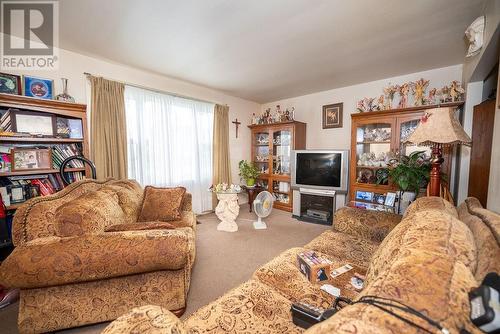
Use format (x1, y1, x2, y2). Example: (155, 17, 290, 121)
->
(238, 160, 260, 186)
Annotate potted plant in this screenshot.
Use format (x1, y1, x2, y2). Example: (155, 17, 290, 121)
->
(238, 160, 260, 187)
(377, 151, 431, 214)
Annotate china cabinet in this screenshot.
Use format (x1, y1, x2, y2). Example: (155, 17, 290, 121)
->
(248, 121, 306, 212)
(349, 102, 464, 203)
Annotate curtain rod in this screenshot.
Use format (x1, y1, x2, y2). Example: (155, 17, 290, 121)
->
(83, 72, 224, 106)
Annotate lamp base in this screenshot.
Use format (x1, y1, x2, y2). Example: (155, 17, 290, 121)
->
(429, 144, 444, 197)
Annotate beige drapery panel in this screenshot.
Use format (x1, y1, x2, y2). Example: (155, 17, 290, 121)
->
(88, 76, 128, 180)
(212, 104, 232, 208)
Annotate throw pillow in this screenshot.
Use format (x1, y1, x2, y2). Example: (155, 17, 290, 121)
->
(105, 221, 175, 232)
(138, 186, 186, 222)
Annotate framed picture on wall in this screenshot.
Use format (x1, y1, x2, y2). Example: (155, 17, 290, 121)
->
(322, 102, 343, 129)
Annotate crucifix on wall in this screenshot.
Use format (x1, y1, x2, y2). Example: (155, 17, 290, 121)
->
(232, 118, 241, 138)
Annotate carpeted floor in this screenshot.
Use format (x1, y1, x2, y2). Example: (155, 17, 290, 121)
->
(0, 204, 330, 333)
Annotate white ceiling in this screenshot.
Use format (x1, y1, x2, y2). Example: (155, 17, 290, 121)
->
(58, 0, 484, 103)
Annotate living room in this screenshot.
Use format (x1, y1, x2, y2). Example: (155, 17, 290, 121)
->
(0, 1, 499, 333)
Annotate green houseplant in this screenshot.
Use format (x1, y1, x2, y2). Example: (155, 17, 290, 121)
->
(238, 160, 260, 186)
(377, 151, 431, 213)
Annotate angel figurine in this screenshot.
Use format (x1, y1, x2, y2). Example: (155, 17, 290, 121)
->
(383, 84, 397, 110)
(377, 95, 385, 111)
(356, 100, 366, 112)
(363, 97, 376, 112)
(441, 86, 450, 103)
(411, 78, 430, 106)
(427, 88, 437, 105)
(396, 83, 410, 108)
(449, 81, 465, 102)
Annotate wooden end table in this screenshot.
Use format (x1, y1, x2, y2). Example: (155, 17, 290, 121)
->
(241, 185, 265, 212)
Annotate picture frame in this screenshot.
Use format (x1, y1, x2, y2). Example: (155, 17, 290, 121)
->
(385, 192, 396, 207)
(23, 75, 54, 100)
(9, 185, 26, 204)
(12, 148, 53, 171)
(355, 190, 374, 202)
(373, 193, 386, 205)
(0, 73, 22, 95)
(322, 102, 343, 129)
(12, 110, 56, 136)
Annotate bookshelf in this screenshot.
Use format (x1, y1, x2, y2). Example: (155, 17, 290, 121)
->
(0, 93, 89, 211)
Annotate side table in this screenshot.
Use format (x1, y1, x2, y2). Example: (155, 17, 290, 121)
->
(241, 185, 265, 212)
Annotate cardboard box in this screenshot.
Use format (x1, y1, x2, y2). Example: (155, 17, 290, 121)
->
(297, 251, 332, 283)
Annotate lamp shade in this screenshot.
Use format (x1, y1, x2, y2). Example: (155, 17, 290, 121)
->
(406, 107, 472, 146)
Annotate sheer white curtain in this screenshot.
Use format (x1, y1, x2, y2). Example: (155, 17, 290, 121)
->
(124, 86, 214, 213)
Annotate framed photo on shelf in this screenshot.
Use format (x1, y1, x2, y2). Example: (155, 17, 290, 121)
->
(322, 102, 343, 129)
(12, 148, 52, 171)
(23, 75, 54, 99)
(385, 192, 396, 207)
(373, 193, 386, 205)
(12, 110, 55, 136)
(355, 190, 374, 202)
(0, 73, 22, 95)
(9, 185, 25, 204)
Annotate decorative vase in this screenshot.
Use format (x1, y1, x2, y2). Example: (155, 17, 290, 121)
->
(56, 78, 75, 103)
(246, 178, 255, 186)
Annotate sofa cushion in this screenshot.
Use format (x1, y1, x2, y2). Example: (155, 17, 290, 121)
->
(465, 197, 500, 244)
(333, 207, 402, 243)
(458, 203, 500, 282)
(184, 279, 302, 334)
(101, 179, 143, 224)
(403, 196, 458, 219)
(54, 189, 126, 237)
(305, 230, 379, 269)
(104, 221, 175, 232)
(366, 210, 477, 283)
(138, 186, 186, 222)
(306, 251, 479, 334)
(254, 247, 364, 309)
(0, 229, 193, 289)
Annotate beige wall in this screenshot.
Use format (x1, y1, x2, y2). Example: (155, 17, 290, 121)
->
(487, 63, 500, 213)
(1, 36, 260, 184)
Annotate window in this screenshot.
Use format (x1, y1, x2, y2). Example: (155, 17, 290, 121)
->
(124, 86, 214, 213)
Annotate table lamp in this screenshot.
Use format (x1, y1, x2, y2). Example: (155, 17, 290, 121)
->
(406, 107, 471, 197)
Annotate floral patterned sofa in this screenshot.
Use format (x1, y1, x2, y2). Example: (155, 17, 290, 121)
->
(0, 179, 196, 334)
(103, 196, 499, 334)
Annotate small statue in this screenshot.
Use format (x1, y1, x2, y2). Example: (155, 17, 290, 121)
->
(356, 100, 366, 112)
(377, 95, 385, 111)
(363, 97, 376, 112)
(396, 83, 410, 108)
(383, 84, 397, 110)
(440, 86, 450, 103)
(427, 88, 437, 105)
(411, 78, 430, 106)
(449, 81, 465, 102)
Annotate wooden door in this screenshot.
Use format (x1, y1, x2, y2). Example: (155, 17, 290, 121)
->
(468, 99, 496, 206)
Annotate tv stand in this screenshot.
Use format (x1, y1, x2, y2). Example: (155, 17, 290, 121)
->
(292, 188, 337, 225)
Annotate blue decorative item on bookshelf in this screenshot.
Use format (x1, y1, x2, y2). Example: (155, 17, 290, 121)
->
(23, 76, 53, 100)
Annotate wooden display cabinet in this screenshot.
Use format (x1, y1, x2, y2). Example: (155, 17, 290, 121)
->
(349, 102, 464, 204)
(248, 121, 306, 212)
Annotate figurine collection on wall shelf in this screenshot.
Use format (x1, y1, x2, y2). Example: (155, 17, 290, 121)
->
(251, 105, 295, 125)
(356, 79, 465, 113)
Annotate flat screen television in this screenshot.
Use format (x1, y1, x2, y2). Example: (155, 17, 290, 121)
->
(291, 150, 349, 192)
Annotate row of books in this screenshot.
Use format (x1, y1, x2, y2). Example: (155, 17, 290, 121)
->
(0, 110, 12, 132)
(0, 172, 85, 207)
(52, 144, 84, 168)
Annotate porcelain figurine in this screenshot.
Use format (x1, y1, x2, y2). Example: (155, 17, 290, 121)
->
(465, 16, 485, 57)
(427, 88, 437, 105)
(449, 81, 465, 102)
(363, 97, 376, 112)
(383, 84, 397, 110)
(396, 83, 410, 108)
(376, 95, 385, 111)
(440, 86, 450, 103)
(411, 78, 430, 106)
(356, 100, 366, 112)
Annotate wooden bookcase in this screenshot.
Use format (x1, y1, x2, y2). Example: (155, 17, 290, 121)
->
(349, 102, 464, 203)
(0, 93, 89, 213)
(248, 121, 306, 212)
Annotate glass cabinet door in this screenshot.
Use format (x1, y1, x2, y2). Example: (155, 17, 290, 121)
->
(272, 180, 290, 205)
(253, 131, 269, 174)
(355, 122, 393, 185)
(272, 129, 291, 176)
(399, 118, 431, 159)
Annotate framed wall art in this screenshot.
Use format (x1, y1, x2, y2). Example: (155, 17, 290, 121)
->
(0, 73, 22, 95)
(23, 75, 54, 100)
(322, 102, 343, 129)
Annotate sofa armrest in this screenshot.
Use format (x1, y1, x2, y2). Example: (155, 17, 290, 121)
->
(181, 193, 192, 211)
(0, 229, 193, 289)
(334, 207, 402, 243)
(102, 305, 187, 334)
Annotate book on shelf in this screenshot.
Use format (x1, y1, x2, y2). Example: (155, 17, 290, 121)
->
(51, 144, 84, 168)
